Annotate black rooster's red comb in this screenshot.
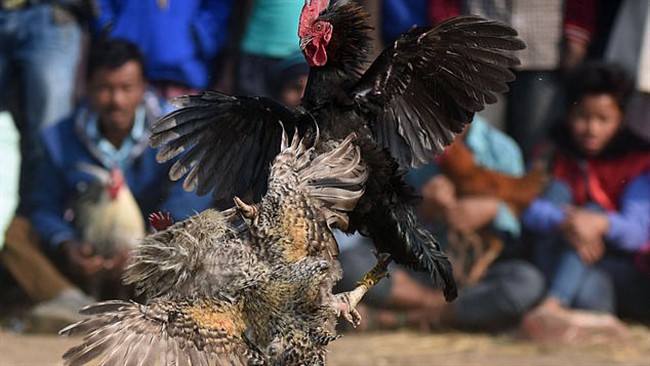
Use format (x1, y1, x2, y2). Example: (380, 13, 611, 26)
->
(299, 0, 330, 37)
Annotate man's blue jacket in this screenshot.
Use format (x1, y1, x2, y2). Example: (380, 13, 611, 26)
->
(29, 91, 213, 250)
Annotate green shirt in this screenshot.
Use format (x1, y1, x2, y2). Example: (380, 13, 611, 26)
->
(241, 0, 303, 58)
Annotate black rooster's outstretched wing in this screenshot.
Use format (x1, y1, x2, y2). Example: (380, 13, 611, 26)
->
(150, 91, 302, 201)
(60, 299, 263, 366)
(351, 16, 525, 167)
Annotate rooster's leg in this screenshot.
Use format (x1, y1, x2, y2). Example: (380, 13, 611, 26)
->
(332, 252, 392, 326)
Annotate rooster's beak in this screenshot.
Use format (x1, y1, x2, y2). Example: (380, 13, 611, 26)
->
(299, 36, 314, 50)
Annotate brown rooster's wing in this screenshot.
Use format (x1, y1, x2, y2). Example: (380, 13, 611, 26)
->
(124, 208, 257, 299)
(150, 91, 301, 201)
(252, 131, 368, 261)
(60, 299, 263, 366)
(351, 16, 525, 167)
(272, 131, 368, 230)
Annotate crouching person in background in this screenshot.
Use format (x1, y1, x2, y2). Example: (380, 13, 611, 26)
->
(521, 63, 650, 341)
(14, 40, 211, 327)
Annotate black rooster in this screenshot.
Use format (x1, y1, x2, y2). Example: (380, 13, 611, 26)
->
(150, 0, 525, 302)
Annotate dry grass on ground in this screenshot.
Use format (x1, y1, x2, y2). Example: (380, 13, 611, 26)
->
(1, 325, 649, 366)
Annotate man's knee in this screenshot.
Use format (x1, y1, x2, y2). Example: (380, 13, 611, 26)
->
(3, 216, 39, 252)
(500, 261, 546, 315)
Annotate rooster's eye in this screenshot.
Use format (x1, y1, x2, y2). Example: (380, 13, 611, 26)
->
(316, 23, 322, 31)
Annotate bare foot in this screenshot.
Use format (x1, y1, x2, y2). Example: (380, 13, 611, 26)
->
(521, 299, 628, 343)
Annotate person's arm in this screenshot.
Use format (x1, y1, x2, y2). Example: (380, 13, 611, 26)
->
(604, 174, 650, 251)
(562, 0, 597, 69)
(29, 150, 78, 250)
(554, 174, 648, 263)
(522, 199, 566, 233)
(445, 196, 500, 233)
(522, 179, 572, 233)
(191, 0, 233, 60)
(92, 0, 117, 36)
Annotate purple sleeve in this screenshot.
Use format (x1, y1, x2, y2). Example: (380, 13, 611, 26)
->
(605, 174, 650, 252)
(522, 199, 566, 233)
(522, 179, 573, 233)
(191, 0, 233, 59)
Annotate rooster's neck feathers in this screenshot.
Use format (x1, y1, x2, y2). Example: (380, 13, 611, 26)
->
(316, 2, 372, 78)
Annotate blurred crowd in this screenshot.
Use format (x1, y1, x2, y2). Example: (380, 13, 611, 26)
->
(0, 0, 648, 344)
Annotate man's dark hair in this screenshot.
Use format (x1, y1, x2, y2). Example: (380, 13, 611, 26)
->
(86, 39, 146, 80)
(566, 62, 634, 111)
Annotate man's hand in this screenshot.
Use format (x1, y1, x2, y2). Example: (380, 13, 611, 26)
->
(561, 38, 588, 70)
(420, 175, 457, 221)
(60, 240, 105, 277)
(561, 207, 609, 264)
(445, 196, 500, 233)
(105, 248, 130, 276)
(575, 237, 606, 265)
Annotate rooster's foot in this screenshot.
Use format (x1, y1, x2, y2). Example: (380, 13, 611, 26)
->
(148, 211, 174, 231)
(332, 252, 392, 327)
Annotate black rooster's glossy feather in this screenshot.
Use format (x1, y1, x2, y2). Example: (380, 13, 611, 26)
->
(150, 91, 302, 200)
(353, 16, 525, 166)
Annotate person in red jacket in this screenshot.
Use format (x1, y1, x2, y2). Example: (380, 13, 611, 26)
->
(522, 63, 650, 341)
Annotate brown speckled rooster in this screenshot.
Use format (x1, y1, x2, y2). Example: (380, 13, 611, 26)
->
(60, 130, 388, 366)
(149, 0, 526, 302)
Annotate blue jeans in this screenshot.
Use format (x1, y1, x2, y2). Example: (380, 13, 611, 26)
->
(535, 241, 616, 312)
(0, 4, 81, 213)
(452, 260, 545, 329)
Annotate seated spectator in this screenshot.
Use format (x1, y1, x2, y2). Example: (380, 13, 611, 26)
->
(27, 40, 212, 304)
(93, 0, 232, 99)
(335, 115, 546, 332)
(2, 217, 96, 332)
(522, 63, 649, 340)
(1, 111, 94, 332)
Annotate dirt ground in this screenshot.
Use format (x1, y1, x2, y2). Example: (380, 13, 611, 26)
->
(1, 325, 649, 366)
